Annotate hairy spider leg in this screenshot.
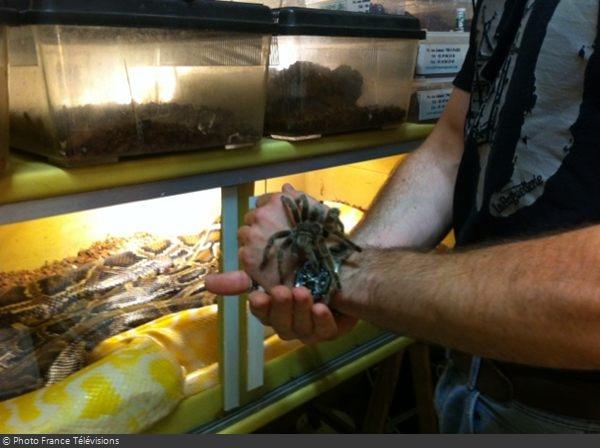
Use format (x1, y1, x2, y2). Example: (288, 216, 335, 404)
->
(329, 230, 362, 252)
(330, 241, 357, 260)
(276, 237, 294, 284)
(261, 230, 292, 269)
(297, 194, 310, 222)
(325, 208, 345, 234)
(281, 196, 300, 227)
(317, 238, 341, 292)
(309, 203, 326, 222)
(303, 242, 321, 271)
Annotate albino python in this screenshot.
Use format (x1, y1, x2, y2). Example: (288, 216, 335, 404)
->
(0, 222, 220, 404)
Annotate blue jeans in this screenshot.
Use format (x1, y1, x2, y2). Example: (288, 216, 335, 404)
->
(434, 359, 600, 433)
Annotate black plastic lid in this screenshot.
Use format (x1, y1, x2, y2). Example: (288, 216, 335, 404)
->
(0, 5, 18, 24)
(8, 0, 275, 32)
(274, 7, 425, 39)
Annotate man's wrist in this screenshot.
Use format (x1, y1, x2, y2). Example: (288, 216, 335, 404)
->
(332, 250, 362, 309)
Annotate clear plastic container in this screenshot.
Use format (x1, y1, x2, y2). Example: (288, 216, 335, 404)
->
(7, 0, 273, 167)
(407, 76, 453, 123)
(228, 0, 283, 9)
(405, 0, 473, 31)
(415, 30, 469, 76)
(266, 8, 424, 139)
(282, 0, 405, 15)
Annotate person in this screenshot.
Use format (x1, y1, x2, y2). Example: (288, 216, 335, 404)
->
(206, 0, 600, 433)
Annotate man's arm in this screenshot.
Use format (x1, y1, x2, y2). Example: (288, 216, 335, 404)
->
(336, 225, 600, 369)
(241, 87, 470, 288)
(352, 88, 469, 249)
(205, 88, 470, 342)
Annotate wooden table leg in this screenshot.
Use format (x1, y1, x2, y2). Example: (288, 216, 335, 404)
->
(409, 342, 438, 433)
(361, 349, 405, 433)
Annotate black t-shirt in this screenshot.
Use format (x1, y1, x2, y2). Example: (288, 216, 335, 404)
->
(452, 0, 600, 247)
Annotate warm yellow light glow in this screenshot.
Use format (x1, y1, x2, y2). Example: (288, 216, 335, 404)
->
(324, 200, 364, 232)
(86, 188, 221, 239)
(78, 66, 180, 106)
(272, 38, 300, 71)
(0, 189, 221, 272)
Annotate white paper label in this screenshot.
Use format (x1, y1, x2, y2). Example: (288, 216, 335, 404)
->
(417, 88, 452, 121)
(416, 43, 469, 75)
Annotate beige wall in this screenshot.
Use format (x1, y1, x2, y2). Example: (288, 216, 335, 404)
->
(257, 154, 407, 210)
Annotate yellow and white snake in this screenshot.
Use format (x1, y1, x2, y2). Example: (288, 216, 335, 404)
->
(0, 223, 221, 433)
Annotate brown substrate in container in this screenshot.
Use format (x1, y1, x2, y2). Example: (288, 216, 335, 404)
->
(265, 61, 406, 137)
(11, 103, 260, 166)
(0, 236, 130, 294)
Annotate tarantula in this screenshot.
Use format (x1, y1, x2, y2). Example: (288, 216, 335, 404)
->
(260, 194, 362, 303)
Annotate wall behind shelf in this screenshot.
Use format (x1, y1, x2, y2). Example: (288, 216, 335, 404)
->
(0, 189, 221, 272)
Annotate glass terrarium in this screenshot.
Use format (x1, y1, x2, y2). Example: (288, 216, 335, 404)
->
(0, 189, 225, 433)
(282, 0, 405, 15)
(405, 0, 473, 31)
(7, 0, 273, 167)
(228, 0, 283, 9)
(265, 8, 425, 140)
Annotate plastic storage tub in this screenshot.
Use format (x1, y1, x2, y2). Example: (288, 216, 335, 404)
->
(228, 0, 283, 9)
(415, 31, 469, 76)
(0, 8, 16, 174)
(265, 8, 424, 140)
(8, 0, 274, 167)
(407, 76, 453, 123)
(282, 0, 405, 14)
(405, 0, 473, 31)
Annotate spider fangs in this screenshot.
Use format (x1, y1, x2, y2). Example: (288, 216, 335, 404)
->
(260, 194, 362, 304)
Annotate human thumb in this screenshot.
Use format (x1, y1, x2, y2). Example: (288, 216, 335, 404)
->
(282, 183, 298, 195)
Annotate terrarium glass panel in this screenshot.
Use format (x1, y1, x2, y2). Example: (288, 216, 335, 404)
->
(265, 35, 418, 139)
(405, 0, 473, 31)
(0, 190, 223, 433)
(282, 0, 405, 15)
(228, 0, 283, 9)
(8, 25, 270, 166)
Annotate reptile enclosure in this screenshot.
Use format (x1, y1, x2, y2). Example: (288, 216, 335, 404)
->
(0, 0, 433, 435)
(0, 126, 433, 433)
(265, 7, 424, 140)
(7, 0, 272, 166)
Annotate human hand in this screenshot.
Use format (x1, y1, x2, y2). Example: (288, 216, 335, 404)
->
(204, 271, 358, 344)
(204, 183, 323, 295)
(237, 183, 326, 290)
(249, 285, 358, 344)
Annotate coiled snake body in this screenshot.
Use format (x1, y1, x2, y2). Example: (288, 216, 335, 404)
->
(0, 223, 220, 402)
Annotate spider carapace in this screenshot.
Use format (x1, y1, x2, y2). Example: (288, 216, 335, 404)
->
(260, 194, 362, 304)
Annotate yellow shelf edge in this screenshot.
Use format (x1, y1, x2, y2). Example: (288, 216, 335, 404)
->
(0, 125, 433, 206)
(147, 321, 412, 434)
(219, 336, 414, 434)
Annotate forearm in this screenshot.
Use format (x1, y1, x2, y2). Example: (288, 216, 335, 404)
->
(337, 225, 600, 369)
(352, 88, 468, 250)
